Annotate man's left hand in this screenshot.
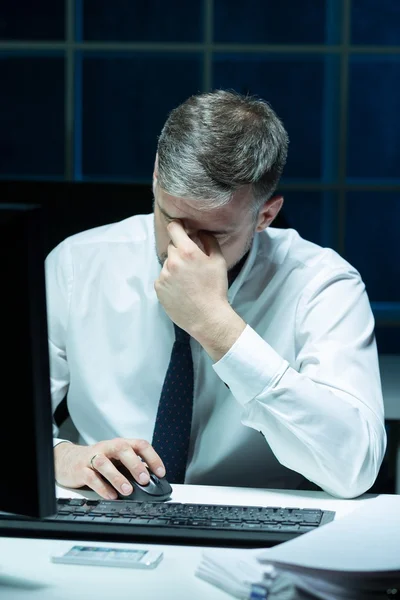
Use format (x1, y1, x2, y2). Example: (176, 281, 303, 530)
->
(154, 221, 229, 337)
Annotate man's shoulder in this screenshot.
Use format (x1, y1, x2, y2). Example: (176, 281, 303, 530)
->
(46, 213, 154, 275)
(265, 227, 358, 278)
(60, 213, 153, 250)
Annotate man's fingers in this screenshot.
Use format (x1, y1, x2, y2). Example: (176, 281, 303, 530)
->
(198, 230, 224, 258)
(90, 452, 138, 496)
(111, 440, 157, 487)
(159, 243, 180, 278)
(128, 439, 166, 479)
(166, 240, 178, 260)
(82, 466, 118, 500)
(88, 438, 166, 497)
(115, 445, 154, 487)
(167, 220, 198, 251)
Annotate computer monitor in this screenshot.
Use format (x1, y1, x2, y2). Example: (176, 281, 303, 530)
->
(0, 203, 56, 518)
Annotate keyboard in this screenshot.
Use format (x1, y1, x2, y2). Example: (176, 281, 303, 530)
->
(0, 498, 335, 548)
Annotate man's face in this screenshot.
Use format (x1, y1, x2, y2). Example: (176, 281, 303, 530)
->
(153, 183, 257, 271)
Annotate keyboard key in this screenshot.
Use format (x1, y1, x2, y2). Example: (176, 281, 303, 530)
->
(170, 519, 188, 526)
(302, 515, 321, 523)
(299, 525, 318, 532)
(86, 516, 113, 523)
(150, 519, 171, 526)
(110, 517, 132, 523)
(129, 519, 150, 525)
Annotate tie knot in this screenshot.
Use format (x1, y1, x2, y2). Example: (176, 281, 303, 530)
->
(174, 324, 191, 344)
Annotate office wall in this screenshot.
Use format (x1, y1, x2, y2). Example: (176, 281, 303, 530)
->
(1, 0, 399, 351)
(0, 1, 399, 491)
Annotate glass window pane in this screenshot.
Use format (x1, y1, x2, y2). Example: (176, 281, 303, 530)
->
(0, 1, 65, 40)
(214, 0, 341, 44)
(277, 191, 323, 246)
(347, 56, 400, 182)
(274, 191, 338, 248)
(351, 0, 400, 45)
(375, 326, 400, 354)
(345, 193, 400, 302)
(213, 54, 340, 181)
(82, 0, 204, 42)
(0, 54, 65, 177)
(81, 53, 203, 180)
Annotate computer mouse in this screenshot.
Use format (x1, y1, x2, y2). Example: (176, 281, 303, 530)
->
(115, 464, 173, 502)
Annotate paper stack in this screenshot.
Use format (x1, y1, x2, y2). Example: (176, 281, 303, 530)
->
(196, 496, 400, 599)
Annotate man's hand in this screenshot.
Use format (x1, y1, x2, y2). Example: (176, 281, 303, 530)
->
(155, 221, 229, 336)
(54, 438, 166, 500)
(155, 221, 246, 361)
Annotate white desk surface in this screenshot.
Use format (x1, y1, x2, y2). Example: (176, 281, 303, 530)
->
(0, 484, 396, 600)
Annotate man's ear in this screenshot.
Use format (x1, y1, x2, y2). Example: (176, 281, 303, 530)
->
(255, 196, 284, 232)
(153, 153, 159, 179)
(152, 153, 158, 196)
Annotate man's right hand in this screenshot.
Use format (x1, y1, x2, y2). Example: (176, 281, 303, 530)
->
(54, 438, 166, 500)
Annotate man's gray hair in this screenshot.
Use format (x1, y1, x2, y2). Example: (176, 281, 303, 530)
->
(157, 90, 289, 216)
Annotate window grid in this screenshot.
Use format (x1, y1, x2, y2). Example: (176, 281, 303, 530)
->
(65, 0, 75, 180)
(2, 41, 400, 52)
(337, 0, 351, 256)
(1, 0, 399, 325)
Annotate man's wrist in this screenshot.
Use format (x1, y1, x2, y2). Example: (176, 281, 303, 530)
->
(54, 440, 74, 459)
(190, 301, 246, 362)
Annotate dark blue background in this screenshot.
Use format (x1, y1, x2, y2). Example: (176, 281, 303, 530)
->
(0, 0, 399, 354)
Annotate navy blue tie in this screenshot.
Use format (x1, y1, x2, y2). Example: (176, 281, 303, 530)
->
(151, 324, 194, 483)
(151, 251, 249, 483)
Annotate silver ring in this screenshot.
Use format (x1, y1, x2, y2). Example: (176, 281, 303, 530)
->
(90, 453, 100, 470)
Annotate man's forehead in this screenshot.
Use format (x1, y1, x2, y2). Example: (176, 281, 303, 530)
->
(156, 185, 250, 228)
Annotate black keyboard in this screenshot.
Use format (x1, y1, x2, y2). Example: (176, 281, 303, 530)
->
(0, 498, 335, 548)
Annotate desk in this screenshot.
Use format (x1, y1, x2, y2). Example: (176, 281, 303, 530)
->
(0, 485, 396, 600)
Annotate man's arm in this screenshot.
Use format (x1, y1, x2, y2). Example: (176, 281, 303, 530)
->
(46, 239, 168, 499)
(190, 302, 247, 362)
(212, 271, 386, 499)
(155, 222, 386, 499)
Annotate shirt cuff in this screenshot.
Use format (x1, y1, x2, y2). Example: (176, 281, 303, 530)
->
(53, 438, 72, 448)
(212, 324, 289, 405)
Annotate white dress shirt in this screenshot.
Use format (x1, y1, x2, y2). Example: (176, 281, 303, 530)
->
(46, 213, 386, 499)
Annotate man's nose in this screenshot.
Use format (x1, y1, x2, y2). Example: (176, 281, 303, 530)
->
(182, 223, 199, 238)
(177, 221, 203, 248)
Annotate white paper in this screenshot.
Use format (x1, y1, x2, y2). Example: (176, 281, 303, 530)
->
(196, 496, 400, 599)
(256, 495, 400, 578)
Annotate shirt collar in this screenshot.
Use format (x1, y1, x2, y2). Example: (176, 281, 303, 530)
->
(227, 232, 260, 304)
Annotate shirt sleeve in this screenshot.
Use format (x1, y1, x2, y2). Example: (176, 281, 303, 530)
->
(45, 240, 73, 445)
(213, 267, 387, 499)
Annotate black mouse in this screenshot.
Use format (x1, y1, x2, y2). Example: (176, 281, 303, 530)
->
(115, 464, 173, 502)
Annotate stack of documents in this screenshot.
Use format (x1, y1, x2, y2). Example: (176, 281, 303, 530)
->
(196, 496, 400, 599)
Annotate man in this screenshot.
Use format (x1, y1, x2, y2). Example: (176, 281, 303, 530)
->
(48, 90, 386, 501)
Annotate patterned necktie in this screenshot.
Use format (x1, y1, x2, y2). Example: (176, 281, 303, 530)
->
(151, 250, 249, 483)
(151, 324, 194, 483)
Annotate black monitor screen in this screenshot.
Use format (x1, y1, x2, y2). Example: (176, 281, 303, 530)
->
(0, 204, 56, 518)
